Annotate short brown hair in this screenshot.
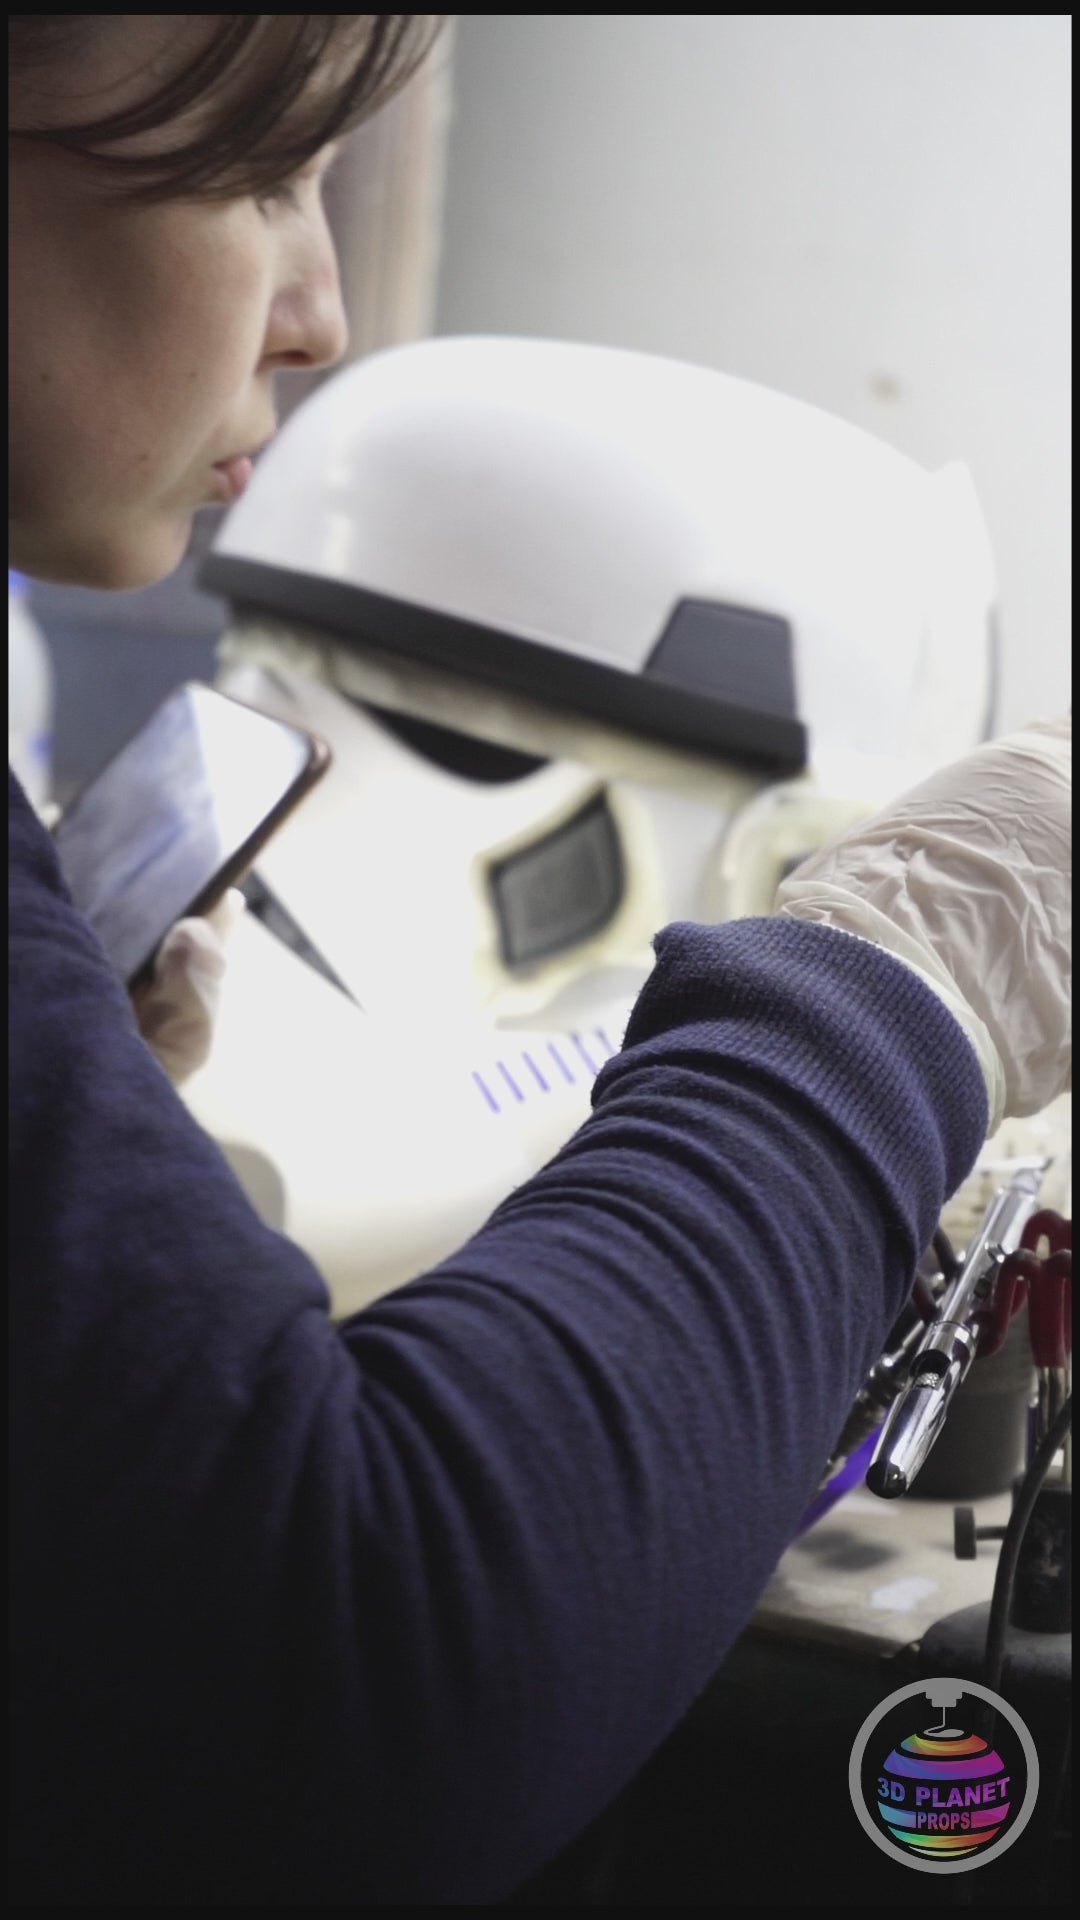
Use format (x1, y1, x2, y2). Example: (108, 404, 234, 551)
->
(8, 15, 446, 206)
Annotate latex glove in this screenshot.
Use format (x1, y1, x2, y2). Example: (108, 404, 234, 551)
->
(130, 892, 246, 1088)
(774, 716, 1071, 1132)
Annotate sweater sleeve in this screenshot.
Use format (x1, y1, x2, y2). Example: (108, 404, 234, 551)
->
(8, 766, 988, 1904)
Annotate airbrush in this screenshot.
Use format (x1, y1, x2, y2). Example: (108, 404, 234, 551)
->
(817, 1162, 1072, 1502)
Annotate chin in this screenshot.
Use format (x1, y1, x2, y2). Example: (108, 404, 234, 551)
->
(12, 517, 194, 594)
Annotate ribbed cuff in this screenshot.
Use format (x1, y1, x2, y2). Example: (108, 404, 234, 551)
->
(774, 886, 1006, 1134)
(596, 915, 990, 1267)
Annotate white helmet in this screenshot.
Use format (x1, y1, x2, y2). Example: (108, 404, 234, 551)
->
(200, 334, 998, 1030)
(184, 337, 1018, 1315)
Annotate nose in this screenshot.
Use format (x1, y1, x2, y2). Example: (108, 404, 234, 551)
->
(264, 240, 350, 377)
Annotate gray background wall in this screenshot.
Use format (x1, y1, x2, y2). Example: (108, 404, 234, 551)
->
(432, 14, 1072, 735)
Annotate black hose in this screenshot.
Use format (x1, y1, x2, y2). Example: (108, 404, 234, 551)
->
(983, 1393, 1072, 1706)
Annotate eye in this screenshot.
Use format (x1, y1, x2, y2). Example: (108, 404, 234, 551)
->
(254, 147, 343, 219)
(255, 179, 304, 216)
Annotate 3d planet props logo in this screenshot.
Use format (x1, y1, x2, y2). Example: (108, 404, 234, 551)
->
(849, 1679, 1039, 1874)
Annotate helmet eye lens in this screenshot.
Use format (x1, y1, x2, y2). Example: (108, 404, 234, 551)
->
(490, 793, 624, 969)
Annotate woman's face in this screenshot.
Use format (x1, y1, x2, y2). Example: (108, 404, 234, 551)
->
(9, 20, 349, 590)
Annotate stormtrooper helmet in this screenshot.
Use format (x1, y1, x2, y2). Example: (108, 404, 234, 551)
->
(200, 335, 998, 1030)
(188, 339, 1069, 1359)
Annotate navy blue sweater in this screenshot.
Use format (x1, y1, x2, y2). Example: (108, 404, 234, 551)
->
(9, 765, 987, 1903)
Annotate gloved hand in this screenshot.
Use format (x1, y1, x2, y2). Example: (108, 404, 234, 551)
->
(774, 715, 1071, 1131)
(130, 891, 246, 1088)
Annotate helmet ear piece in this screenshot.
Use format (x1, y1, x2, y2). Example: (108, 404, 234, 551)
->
(702, 782, 880, 923)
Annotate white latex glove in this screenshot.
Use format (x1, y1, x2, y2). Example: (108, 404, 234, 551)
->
(130, 892, 246, 1088)
(774, 715, 1071, 1132)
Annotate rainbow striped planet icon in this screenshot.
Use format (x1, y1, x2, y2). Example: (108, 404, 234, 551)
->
(876, 1726, 1011, 1859)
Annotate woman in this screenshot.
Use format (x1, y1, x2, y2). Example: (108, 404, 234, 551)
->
(8, 16, 1071, 1905)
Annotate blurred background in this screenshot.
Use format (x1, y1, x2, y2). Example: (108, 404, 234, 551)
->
(12, 13, 1071, 807)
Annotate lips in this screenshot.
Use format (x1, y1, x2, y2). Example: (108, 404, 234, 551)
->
(211, 432, 275, 503)
(211, 455, 255, 503)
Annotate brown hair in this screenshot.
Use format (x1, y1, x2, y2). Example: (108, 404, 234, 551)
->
(8, 15, 446, 206)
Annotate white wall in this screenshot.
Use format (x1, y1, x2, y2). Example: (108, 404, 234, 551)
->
(433, 15, 1071, 733)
